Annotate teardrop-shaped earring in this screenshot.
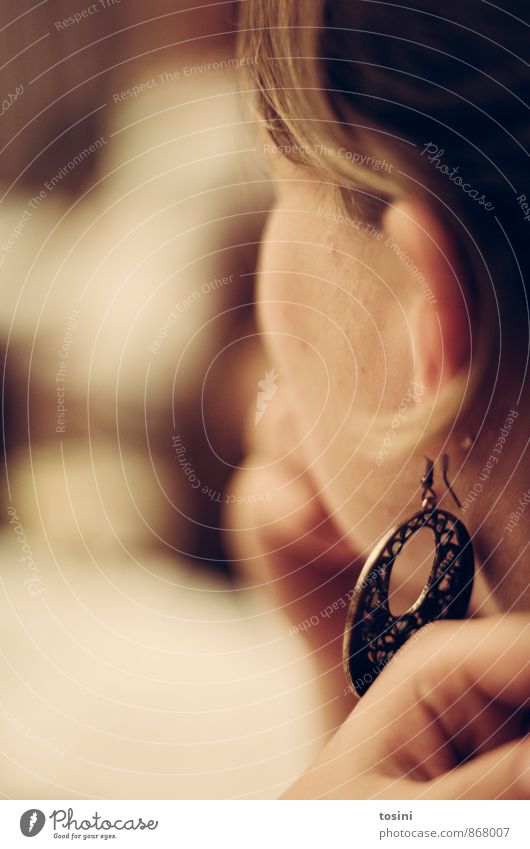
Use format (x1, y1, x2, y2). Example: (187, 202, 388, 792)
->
(343, 456, 474, 698)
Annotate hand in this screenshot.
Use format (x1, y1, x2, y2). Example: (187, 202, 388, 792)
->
(282, 614, 530, 799)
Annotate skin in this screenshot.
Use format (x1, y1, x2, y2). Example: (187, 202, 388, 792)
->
(223, 136, 529, 798)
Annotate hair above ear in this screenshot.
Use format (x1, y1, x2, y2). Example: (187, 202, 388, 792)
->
(382, 199, 472, 394)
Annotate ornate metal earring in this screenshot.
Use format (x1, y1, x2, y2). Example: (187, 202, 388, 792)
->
(343, 456, 474, 698)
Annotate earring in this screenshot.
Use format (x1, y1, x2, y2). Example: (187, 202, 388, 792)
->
(343, 456, 474, 698)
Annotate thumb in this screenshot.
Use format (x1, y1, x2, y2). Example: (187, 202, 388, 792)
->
(421, 737, 530, 800)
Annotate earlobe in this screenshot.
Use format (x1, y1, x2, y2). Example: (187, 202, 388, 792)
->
(383, 199, 471, 393)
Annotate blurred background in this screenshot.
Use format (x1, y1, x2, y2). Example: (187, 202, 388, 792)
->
(0, 0, 325, 798)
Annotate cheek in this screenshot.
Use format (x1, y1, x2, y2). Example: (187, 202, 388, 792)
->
(256, 207, 420, 546)
(257, 210, 386, 450)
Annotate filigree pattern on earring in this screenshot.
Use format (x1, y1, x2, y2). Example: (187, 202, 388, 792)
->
(343, 457, 474, 698)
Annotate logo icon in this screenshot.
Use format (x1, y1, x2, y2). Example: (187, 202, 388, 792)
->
(20, 810, 46, 837)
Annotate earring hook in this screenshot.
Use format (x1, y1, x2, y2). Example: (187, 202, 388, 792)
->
(442, 453, 463, 509)
(420, 456, 437, 510)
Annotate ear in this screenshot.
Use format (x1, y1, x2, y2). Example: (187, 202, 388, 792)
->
(382, 199, 471, 393)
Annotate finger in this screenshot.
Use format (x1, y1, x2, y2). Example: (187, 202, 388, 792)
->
(348, 616, 530, 774)
(388, 615, 530, 706)
(378, 615, 530, 728)
(413, 616, 530, 760)
(421, 736, 530, 799)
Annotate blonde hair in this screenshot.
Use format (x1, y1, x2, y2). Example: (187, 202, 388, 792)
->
(239, 0, 530, 448)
